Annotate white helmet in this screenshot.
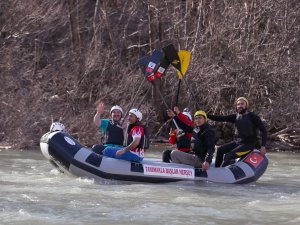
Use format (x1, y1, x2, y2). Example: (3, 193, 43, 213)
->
(110, 105, 123, 115)
(50, 122, 65, 132)
(182, 112, 192, 121)
(129, 108, 143, 121)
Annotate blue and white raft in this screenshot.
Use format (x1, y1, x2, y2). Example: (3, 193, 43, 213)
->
(40, 131, 268, 184)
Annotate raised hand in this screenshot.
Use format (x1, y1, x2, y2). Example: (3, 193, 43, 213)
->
(96, 102, 105, 114)
(166, 109, 176, 118)
(169, 128, 175, 136)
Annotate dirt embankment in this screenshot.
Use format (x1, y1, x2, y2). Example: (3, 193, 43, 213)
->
(0, 1, 299, 151)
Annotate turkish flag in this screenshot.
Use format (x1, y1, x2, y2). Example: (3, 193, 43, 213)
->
(244, 152, 264, 168)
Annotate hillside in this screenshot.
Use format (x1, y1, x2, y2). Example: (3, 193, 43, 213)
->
(0, 0, 299, 150)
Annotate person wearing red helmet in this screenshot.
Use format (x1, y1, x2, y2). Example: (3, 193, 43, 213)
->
(92, 102, 124, 154)
(103, 108, 145, 162)
(162, 107, 193, 163)
(208, 97, 267, 167)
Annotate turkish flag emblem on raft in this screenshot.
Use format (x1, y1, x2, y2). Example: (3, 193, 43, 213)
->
(244, 152, 264, 168)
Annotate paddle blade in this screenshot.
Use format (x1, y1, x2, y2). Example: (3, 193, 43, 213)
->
(137, 56, 151, 74)
(177, 50, 191, 79)
(154, 58, 170, 78)
(162, 44, 181, 72)
(144, 49, 165, 81)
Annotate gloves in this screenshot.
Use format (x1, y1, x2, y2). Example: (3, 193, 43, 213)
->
(169, 128, 175, 136)
(176, 129, 185, 138)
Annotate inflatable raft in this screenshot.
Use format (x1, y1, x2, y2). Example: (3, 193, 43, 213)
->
(40, 131, 268, 184)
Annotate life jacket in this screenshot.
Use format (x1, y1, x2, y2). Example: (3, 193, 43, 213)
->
(175, 112, 193, 151)
(234, 112, 258, 146)
(124, 123, 146, 149)
(105, 120, 124, 146)
(175, 130, 191, 151)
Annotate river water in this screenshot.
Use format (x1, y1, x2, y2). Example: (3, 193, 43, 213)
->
(1, 149, 300, 225)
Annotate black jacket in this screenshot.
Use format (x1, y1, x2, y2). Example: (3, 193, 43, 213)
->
(207, 111, 267, 147)
(173, 116, 215, 163)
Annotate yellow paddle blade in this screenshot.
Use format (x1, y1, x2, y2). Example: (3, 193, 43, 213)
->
(177, 50, 191, 79)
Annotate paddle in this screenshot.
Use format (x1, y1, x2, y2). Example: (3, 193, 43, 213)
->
(144, 49, 165, 81)
(162, 44, 182, 71)
(125, 50, 166, 119)
(162, 44, 182, 106)
(175, 50, 191, 106)
(162, 44, 192, 106)
(144, 64, 185, 136)
(176, 51, 200, 108)
(139, 48, 185, 136)
(142, 50, 171, 108)
(154, 57, 170, 78)
(177, 50, 191, 79)
(138, 55, 170, 79)
(137, 55, 151, 75)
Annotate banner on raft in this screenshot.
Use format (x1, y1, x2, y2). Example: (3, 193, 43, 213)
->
(143, 165, 195, 179)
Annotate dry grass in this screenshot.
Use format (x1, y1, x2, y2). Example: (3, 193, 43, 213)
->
(0, 0, 299, 149)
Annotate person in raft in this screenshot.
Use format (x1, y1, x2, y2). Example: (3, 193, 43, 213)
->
(166, 109, 215, 170)
(103, 108, 145, 162)
(162, 107, 193, 163)
(92, 102, 125, 154)
(207, 97, 267, 167)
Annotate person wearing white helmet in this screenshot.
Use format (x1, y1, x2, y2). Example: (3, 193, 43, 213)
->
(162, 106, 193, 163)
(92, 101, 124, 154)
(103, 108, 145, 162)
(50, 122, 65, 132)
(182, 108, 193, 121)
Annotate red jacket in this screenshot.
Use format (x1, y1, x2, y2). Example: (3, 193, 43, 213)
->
(169, 112, 193, 152)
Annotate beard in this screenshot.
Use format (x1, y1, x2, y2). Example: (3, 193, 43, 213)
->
(237, 107, 247, 114)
